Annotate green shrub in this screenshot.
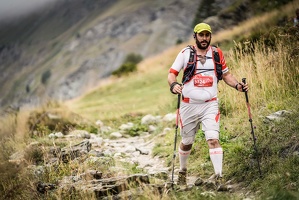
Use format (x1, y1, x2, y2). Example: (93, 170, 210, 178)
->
(41, 70, 51, 85)
(75, 124, 98, 134)
(112, 53, 143, 77)
(176, 38, 183, 45)
(125, 53, 142, 64)
(127, 124, 148, 137)
(112, 62, 137, 77)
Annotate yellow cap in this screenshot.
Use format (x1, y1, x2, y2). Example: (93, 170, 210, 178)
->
(194, 23, 212, 33)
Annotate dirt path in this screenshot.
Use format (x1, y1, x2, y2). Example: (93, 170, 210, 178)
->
(90, 132, 199, 185)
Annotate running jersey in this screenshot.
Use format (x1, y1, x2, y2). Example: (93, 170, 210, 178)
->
(169, 45, 228, 103)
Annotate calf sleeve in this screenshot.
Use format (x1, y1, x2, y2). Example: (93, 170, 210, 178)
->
(179, 147, 191, 170)
(209, 147, 223, 176)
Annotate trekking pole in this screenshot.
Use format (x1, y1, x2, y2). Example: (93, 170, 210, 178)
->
(242, 78, 262, 177)
(171, 93, 181, 188)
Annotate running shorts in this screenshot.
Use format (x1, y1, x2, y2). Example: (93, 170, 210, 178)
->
(179, 100, 220, 144)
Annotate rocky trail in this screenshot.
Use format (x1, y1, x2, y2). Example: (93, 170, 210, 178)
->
(50, 129, 234, 199)
(8, 112, 249, 199)
(97, 132, 169, 176)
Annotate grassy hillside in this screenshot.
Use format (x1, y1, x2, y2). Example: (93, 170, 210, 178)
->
(65, 44, 182, 122)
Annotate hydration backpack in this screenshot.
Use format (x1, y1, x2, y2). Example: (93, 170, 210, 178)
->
(182, 45, 223, 84)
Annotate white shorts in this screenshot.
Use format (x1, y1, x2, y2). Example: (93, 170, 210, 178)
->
(179, 100, 220, 145)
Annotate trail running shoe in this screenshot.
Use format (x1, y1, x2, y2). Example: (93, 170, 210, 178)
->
(208, 173, 223, 187)
(208, 173, 222, 181)
(177, 168, 187, 185)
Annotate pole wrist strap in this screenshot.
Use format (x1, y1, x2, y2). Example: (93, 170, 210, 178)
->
(170, 82, 179, 94)
(235, 83, 240, 90)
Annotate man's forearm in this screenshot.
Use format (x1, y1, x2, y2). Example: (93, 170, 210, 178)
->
(223, 72, 239, 88)
(168, 73, 178, 86)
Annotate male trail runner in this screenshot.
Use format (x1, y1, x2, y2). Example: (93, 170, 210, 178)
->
(168, 22, 249, 185)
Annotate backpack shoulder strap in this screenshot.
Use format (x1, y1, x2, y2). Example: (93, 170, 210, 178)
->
(187, 45, 196, 62)
(182, 45, 196, 84)
(211, 45, 223, 81)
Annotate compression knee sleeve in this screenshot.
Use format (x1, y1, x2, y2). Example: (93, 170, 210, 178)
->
(179, 147, 191, 170)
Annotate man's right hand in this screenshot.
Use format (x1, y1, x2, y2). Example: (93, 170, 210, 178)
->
(170, 82, 183, 94)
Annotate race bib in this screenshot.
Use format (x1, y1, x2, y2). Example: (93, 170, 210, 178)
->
(193, 75, 213, 87)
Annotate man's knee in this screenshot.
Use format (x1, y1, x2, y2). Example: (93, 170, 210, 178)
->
(180, 143, 192, 151)
(207, 139, 221, 148)
(180, 136, 194, 151)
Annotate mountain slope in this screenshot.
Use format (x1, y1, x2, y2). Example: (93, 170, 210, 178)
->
(0, 0, 200, 109)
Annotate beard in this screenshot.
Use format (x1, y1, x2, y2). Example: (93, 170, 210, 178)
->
(196, 38, 211, 50)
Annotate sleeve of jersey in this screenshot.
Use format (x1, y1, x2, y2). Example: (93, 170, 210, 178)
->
(168, 50, 185, 76)
(218, 48, 229, 74)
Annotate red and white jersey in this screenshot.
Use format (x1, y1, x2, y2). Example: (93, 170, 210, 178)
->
(169, 45, 228, 103)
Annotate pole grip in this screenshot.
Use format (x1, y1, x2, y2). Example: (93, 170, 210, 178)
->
(175, 94, 181, 128)
(177, 94, 181, 109)
(242, 78, 249, 103)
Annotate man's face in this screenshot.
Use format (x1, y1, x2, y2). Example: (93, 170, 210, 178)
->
(195, 31, 211, 50)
